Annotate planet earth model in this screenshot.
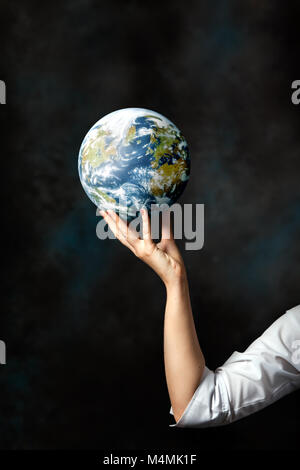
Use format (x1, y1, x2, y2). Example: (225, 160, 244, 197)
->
(78, 108, 190, 218)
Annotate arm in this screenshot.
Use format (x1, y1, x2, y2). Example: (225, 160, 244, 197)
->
(164, 276, 205, 422)
(101, 209, 205, 422)
(100, 210, 300, 428)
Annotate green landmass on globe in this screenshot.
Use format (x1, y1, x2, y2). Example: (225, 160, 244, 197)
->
(78, 108, 190, 217)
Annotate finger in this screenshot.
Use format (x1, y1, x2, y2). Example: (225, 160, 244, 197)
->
(141, 208, 154, 244)
(101, 211, 136, 254)
(159, 209, 181, 258)
(161, 209, 174, 241)
(107, 210, 140, 244)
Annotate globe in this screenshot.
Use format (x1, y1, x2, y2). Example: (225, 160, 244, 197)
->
(78, 108, 190, 218)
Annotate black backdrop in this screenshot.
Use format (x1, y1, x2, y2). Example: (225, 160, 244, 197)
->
(1, 0, 299, 451)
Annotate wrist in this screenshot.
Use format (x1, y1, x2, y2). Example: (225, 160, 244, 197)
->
(164, 269, 188, 293)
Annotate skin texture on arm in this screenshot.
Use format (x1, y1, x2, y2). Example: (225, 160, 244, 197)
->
(164, 276, 205, 422)
(101, 208, 205, 422)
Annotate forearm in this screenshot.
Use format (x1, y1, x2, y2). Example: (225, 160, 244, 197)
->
(101, 209, 204, 421)
(164, 274, 205, 422)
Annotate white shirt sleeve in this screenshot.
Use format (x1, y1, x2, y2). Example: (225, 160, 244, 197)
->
(170, 305, 300, 428)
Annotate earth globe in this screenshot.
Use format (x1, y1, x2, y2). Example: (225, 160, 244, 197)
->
(78, 108, 190, 218)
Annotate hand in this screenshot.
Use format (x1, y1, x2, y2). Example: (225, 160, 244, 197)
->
(100, 209, 186, 287)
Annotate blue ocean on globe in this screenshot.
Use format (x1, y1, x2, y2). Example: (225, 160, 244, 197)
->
(78, 108, 190, 218)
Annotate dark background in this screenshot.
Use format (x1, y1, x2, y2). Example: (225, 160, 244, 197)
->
(1, 0, 299, 451)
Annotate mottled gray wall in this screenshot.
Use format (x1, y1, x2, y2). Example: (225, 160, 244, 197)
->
(1, 0, 299, 450)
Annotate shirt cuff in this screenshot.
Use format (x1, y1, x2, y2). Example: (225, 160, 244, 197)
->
(169, 366, 229, 428)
